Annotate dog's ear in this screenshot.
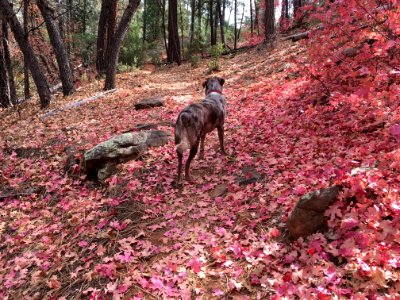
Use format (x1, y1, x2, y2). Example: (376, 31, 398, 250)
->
(202, 80, 208, 89)
(218, 77, 225, 86)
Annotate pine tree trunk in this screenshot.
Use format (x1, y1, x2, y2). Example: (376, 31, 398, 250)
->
(167, 0, 181, 64)
(143, 0, 147, 44)
(0, 42, 11, 107)
(2, 20, 16, 105)
(0, 0, 51, 108)
(264, 0, 275, 42)
(104, 0, 141, 90)
(234, 0, 237, 49)
(96, 0, 109, 75)
(190, 0, 195, 43)
(197, 0, 202, 39)
(23, 0, 31, 99)
(250, 0, 253, 35)
(37, 0, 74, 96)
(218, 0, 225, 45)
(209, 0, 216, 45)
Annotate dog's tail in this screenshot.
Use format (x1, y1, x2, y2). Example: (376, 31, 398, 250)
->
(175, 113, 191, 154)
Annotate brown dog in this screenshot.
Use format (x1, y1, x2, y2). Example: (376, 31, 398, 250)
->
(175, 77, 226, 183)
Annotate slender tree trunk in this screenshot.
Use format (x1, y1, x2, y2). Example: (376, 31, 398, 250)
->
(234, 0, 237, 49)
(167, 0, 181, 64)
(218, 0, 225, 45)
(37, 0, 74, 96)
(179, 0, 184, 55)
(82, 0, 87, 33)
(0, 0, 51, 108)
(104, 0, 141, 90)
(190, 0, 195, 43)
(66, 0, 72, 53)
(143, 0, 147, 45)
(197, 0, 202, 39)
(157, 0, 168, 55)
(264, 0, 275, 42)
(209, 0, 216, 45)
(23, 0, 31, 99)
(0, 33, 10, 107)
(255, 2, 260, 35)
(250, 0, 253, 35)
(2, 20, 16, 104)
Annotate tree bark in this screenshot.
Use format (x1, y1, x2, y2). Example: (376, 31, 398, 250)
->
(218, 0, 225, 45)
(104, 0, 141, 90)
(143, 0, 147, 44)
(0, 41, 11, 108)
(23, 0, 31, 99)
(37, 0, 74, 96)
(0, 0, 51, 108)
(250, 0, 253, 35)
(190, 0, 195, 43)
(167, 0, 181, 64)
(209, 0, 216, 45)
(264, 0, 275, 43)
(96, 0, 109, 74)
(234, 0, 237, 49)
(2, 19, 16, 105)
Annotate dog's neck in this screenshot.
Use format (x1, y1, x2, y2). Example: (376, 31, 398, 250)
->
(207, 90, 223, 95)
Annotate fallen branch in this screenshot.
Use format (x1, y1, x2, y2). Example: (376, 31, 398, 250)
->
(0, 187, 43, 201)
(283, 31, 310, 42)
(39, 89, 117, 121)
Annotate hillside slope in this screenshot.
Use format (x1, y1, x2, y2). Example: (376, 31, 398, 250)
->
(1, 36, 400, 299)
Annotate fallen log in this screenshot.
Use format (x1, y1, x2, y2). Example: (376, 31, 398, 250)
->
(39, 89, 117, 120)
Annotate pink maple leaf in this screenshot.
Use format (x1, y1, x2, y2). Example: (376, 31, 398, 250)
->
(188, 258, 202, 273)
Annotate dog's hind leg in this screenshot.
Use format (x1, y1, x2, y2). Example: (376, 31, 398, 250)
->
(177, 151, 183, 183)
(199, 133, 206, 159)
(217, 125, 226, 155)
(185, 144, 199, 181)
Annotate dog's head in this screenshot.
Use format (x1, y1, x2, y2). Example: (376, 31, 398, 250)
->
(202, 77, 225, 95)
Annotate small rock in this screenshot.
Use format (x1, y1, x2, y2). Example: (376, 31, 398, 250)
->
(236, 166, 263, 185)
(134, 97, 165, 110)
(287, 185, 342, 239)
(209, 184, 227, 198)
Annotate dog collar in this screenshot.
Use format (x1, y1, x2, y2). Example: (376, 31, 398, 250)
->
(207, 90, 222, 95)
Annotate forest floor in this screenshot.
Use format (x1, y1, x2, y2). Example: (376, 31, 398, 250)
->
(1, 36, 400, 299)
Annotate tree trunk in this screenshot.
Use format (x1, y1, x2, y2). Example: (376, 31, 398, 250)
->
(37, 0, 74, 96)
(167, 0, 181, 64)
(156, 0, 168, 55)
(234, 0, 237, 49)
(0, 41, 11, 107)
(264, 0, 275, 42)
(0, 0, 51, 108)
(197, 0, 202, 39)
(23, 0, 31, 99)
(249, 0, 254, 35)
(255, 2, 260, 35)
(190, 0, 195, 43)
(143, 0, 147, 44)
(179, 0, 184, 55)
(104, 0, 141, 90)
(96, 0, 109, 74)
(209, 0, 216, 45)
(218, 0, 225, 45)
(2, 19, 16, 105)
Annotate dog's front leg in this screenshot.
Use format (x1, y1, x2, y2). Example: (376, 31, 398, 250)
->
(199, 134, 206, 159)
(217, 126, 227, 155)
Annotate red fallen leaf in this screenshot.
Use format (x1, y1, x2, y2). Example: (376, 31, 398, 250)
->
(269, 227, 281, 238)
(189, 258, 202, 273)
(317, 292, 331, 300)
(282, 272, 292, 282)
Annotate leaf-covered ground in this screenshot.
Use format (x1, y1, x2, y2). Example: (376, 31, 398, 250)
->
(1, 37, 400, 299)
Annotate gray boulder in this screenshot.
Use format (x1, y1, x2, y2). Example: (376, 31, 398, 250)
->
(287, 185, 342, 239)
(84, 130, 172, 180)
